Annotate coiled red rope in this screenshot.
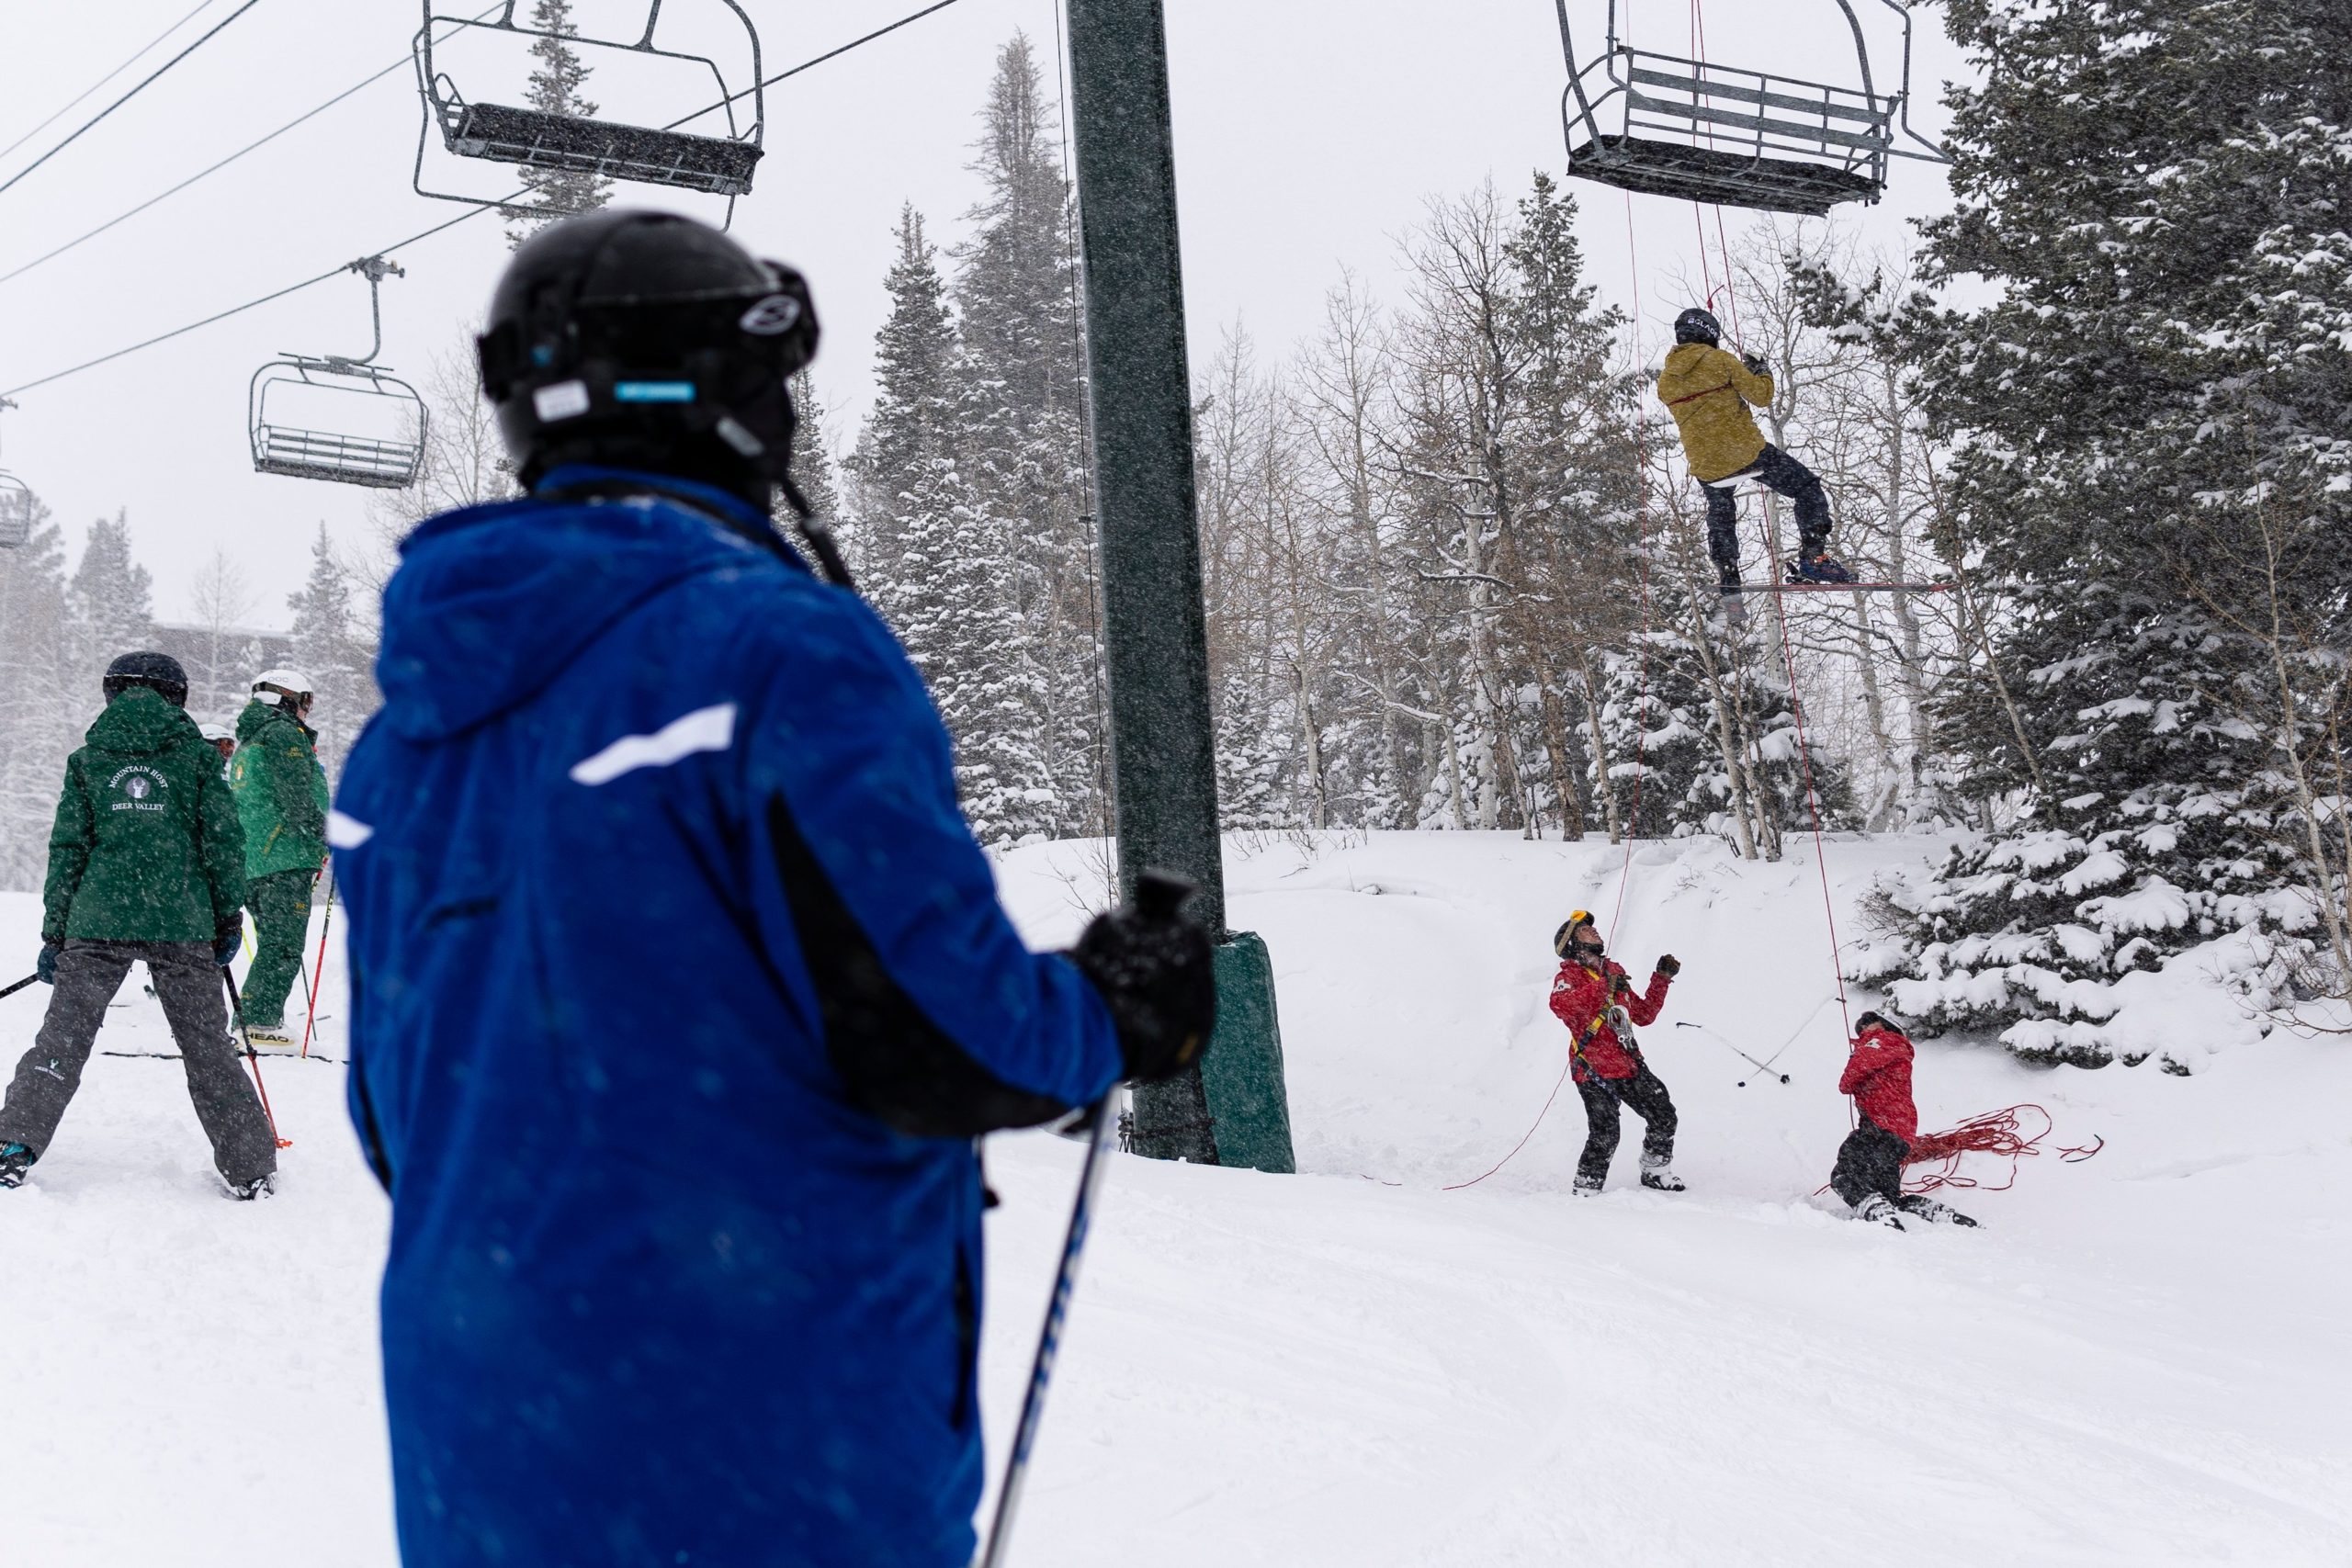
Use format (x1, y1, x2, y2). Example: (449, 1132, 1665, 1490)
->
(1903, 1104, 2104, 1194)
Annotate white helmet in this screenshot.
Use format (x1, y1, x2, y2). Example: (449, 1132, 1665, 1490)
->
(252, 668, 315, 706)
(199, 719, 236, 743)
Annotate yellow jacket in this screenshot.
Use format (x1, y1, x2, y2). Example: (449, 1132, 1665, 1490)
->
(1656, 342, 1773, 482)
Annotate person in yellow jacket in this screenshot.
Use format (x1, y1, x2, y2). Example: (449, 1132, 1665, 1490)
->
(1657, 307, 1851, 595)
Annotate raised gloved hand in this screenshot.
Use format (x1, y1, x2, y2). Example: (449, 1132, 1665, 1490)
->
(1069, 870, 1217, 1083)
(37, 941, 62, 986)
(1656, 953, 1681, 977)
(1740, 351, 1769, 376)
(213, 915, 243, 969)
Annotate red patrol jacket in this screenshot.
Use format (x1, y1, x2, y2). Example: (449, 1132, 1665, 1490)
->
(1549, 958, 1671, 1084)
(1839, 1022, 1918, 1145)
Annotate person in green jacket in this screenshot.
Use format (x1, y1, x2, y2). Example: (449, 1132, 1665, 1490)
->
(0, 652, 278, 1198)
(231, 668, 329, 1045)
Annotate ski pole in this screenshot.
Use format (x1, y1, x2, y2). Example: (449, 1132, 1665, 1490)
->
(1676, 1021, 1791, 1086)
(300, 865, 337, 1061)
(976, 868, 1194, 1568)
(223, 968, 291, 1149)
(1, 974, 40, 1001)
(975, 1092, 1116, 1568)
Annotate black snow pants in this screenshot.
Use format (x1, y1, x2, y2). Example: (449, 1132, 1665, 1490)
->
(1576, 1063, 1677, 1185)
(1829, 1120, 1907, 1209)
(1702, 443, 1832, 575)
(0, 940, 277, 1187)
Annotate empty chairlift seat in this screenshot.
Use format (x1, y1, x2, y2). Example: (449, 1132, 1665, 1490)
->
(0, 474, 30, 549)
(249, 360, 428, 490)
(1554, 2, 1945, 217)
(437, 97, 762, 197)
(414, 1, 766, 203)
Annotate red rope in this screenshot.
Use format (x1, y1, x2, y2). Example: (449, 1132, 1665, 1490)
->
(1903, 1104, 2105, 1194)
(1442, 1055, 1576, 1191)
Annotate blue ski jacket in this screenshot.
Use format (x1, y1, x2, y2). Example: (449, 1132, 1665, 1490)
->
(334, 468, 1125, 1568)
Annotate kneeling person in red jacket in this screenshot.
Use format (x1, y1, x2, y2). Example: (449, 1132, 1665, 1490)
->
(1832, 1010, 1976, 1230)
(1549, 912, 1683, 1194)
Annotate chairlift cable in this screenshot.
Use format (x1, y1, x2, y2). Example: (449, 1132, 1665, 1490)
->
(0, 0, 267, 202)
(0, 0, 220, 163)
(0, 201, 500, 400)
(0, 7, 978, 400)
(0, 3, 509, 292)
(660, 0, 974, 132)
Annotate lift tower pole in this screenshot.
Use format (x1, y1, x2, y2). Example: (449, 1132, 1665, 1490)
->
(1066, 0, 1294, 1172)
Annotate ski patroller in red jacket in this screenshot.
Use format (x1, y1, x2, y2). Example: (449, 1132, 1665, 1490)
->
(1839, 1021, 1918, 1145)
(1549, 958, 1672, 1083)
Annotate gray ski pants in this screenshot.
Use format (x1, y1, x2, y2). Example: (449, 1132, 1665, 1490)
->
(0, 940, 277, 1187)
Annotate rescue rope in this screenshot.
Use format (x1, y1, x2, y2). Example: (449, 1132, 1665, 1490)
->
(1903, 1104, 2105, 1194)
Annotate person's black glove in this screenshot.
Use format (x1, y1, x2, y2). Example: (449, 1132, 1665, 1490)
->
(1740, 352, 1769, 376)
(36, 941, 62, 986)
(213, 915, 243, 969)
(1068, 870, 1217, 1083)
(1656, 953, 1681, 977)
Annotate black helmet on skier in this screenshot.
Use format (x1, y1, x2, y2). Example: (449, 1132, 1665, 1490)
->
(475, 210, 820, 501)
(102, 650, 187, 707)
(1674, 307, 1722, 347)
(1555, 911, 1603, 960)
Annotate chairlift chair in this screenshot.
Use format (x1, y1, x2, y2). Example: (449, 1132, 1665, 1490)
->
(1553, 0, 1946, 216)
(248, 257, 427, 490)
(0, 473, 29, 549)
(0, 398, 28, 549)
(413, 1, 764, 208)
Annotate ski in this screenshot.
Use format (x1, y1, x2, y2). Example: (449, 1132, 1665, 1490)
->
(1760, 581, 1951, 594)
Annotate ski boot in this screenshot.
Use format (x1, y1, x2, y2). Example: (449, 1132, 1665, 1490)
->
(1897, 1194, 1979, 1227)
(1852, 1193, 1905, 1230)
(225, 1173, 276, 1201)
(0, 1143, 32, 1190)
(241, 1022, 297, 1053)
(1572, 1173, 1605, 1197)
(1786, 550, 1857, 585)
(1638, 1155, 1686, 1192)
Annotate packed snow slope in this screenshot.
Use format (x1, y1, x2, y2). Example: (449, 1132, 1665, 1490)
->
(1, 831, 2346, 1566)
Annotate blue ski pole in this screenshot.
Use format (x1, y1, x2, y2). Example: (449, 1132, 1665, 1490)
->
(975, 1092, 1118, 1568)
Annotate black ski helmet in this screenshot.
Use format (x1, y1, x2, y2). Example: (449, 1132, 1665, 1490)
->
(475, 210, 820, 496)
(1674, 307, 1722, 347)
(103, 650, 187, 707)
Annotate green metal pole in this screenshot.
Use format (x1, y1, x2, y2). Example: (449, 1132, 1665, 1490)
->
(1066, 0, 1293, 1172)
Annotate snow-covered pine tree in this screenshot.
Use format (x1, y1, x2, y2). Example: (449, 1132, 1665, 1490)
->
(1859, 0, 2352, 1064)
(952, 34, 1099, 840)
(503, 0, 614, 249)
(854, 204, 1054, 842)
(0, 498, 76, 888)
(67, 511, 155, 705)
(781, 370, 842, 547)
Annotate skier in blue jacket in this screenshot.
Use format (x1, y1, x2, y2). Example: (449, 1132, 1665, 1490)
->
(333, 211, 1216, 1568)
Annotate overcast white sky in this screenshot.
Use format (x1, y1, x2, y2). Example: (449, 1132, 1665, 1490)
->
(0, 0, 1970, 629)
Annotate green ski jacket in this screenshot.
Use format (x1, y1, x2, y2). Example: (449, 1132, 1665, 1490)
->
(232, 697, 330, 880)
(42, 687, 248, 942)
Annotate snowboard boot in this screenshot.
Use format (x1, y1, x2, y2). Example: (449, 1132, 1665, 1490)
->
(1787, 549, 1856, 585)
(1853, 1193, 1905, 1230)
(0, 1143, 32, 1190)
(1897, 1194, 1979, 1227)
(1638, 1155, 1686, 1192)
(225, 1173, 276, 1201)
(1572, 1173, 1605, 1197)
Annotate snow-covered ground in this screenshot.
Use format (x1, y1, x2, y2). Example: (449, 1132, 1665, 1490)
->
(3, 831, 2346, 1565)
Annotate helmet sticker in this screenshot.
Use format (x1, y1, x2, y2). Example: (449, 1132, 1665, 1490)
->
(739, 294, 803, 336)
(616, 382, 696, 403)
(534, 380, 592, 422)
